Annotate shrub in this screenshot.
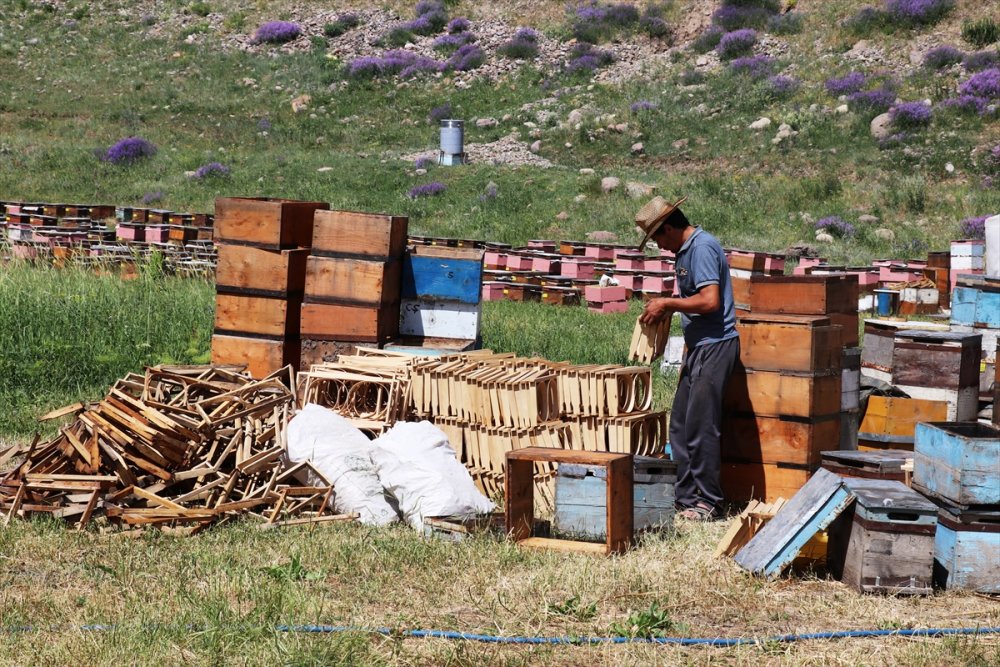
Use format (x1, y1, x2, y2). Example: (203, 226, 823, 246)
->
(193, 162, 229, 178)
(923, 45, 964, 69)
(680, 68, 705, 85)
(571, 2, 640, 43)
(189, 2, 211, 18)
(728, 54, 774, 79)
(691, 25, 724, 53)
(347, 55, 384, 79)
(712, 5, 771, 30)
(938, 95, 990, 116)
(102, 137, 156, 165)
(885, 0, 954, 27)
(640, 15, 671, 39)
(565, 43, 614, 74)
(843, 6, 888, 36)
(384, 26, 415, 46)
(847, 87, 896, 113)
(964, 50, 1000, 72)
(716, 28, 757, 59)
(324, 13, 360, 38)
(428, 103, 452, 122)
(889, 101, 933, 128)
(768, 11, 804, 35)
(252, 21, 301, 44)
(447, 17, 470, 33)
(959, 215, 988, 239)
(142, 191, 164, 205)
(815, 216, 856, 238)
(414, 157, 434, 169)
(446, 43, 486, 71)
(767, 74, 799, 96)
(825, 72, 867, 96)
(408, 182, 447, 198)
(433, 32, 475, 53)
(413, 0, 448, 32)
(961, 17, 1000, 48)
(959, 67, 1000, 99)
(630, 100, 658, 112)
(497, 36, 540, 59)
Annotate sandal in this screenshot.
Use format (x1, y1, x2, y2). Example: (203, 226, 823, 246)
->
(677, 502, 721, 522)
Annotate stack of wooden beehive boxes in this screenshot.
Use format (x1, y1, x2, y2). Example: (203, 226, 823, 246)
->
(950, 274, 999, 413)
(212, 197, 329, 377)
(299, 210, 408, 366)
(721, 273, 858, 502)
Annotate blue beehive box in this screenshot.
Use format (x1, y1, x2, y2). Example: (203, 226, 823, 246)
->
(914, 422, 1000, 507)
(554, 456, 677, 540)
(934, 503, 1000, 593)
(949, 286, 978, 327)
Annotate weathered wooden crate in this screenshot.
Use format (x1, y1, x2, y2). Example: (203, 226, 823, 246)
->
(860, 320, 952, 382)
(913, 422, 1000, 507)
(300, 300, 399, 343)
(216, 245, 310, 298)
(820, 449, 911, 482)
(402, 245, 483, 305)
(304, 256, 402, 306)
(399, 300, 481, 340)
(554, 457, 676, 540)
(722, 413, 840, 466)
(311, 209, 408, 259)
(211, 333, 299, 379)
(736, 314, 843, 373)
(933, 503, 1000, 593)
(749, 273, 859, 316)
(950, 285, 978, 326)
(892, 330, 982, 421)
(214, 293, 301, 339)
(721, 461, 817, 503)
(858, 396, 949, 451)
(214, 197, 328, 249)
(841, 347, 861, 412)
(828, 478, 937, 595)
(725, 367, 841, 419)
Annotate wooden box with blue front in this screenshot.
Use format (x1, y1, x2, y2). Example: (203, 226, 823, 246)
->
(933, 504, 1000, 593)
(913, 422, 1000, 507)
(827, 478, 937, 596)
(400, 245, 484, 342)
(554, 456, 677, 541)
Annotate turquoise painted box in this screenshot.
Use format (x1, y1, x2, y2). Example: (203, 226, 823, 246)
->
(949, 286, 978, 327)
(554, 457, 677, 540)
(914, 422, 1000, 507)
(934, 504, 1000, 593)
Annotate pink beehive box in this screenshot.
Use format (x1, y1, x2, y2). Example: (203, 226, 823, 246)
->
(482, 282, 508, 301)
(505, 254, 535, 271)
(145, 226, 170, 243)
(763, 254, 785, 273)
(613, 272, 642, 291)
(561, 260, 597, 279)
(615, 252, 646, 270)
(588, 300, 629, 314)
(584, 285, 628, 303)
(527, 239, 557, 252)
(641, 275, 669, 293)
(584, 244, 615, 260)
(484, 251, 508, 269)
(645, 258, 672, 272)
(531, 254, 562, 274)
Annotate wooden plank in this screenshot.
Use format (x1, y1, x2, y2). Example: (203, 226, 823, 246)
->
(311, 210, 408, 259)
(722, 413, 839, 466)
(214, 197, 328, 249)
(215, 246, 310, 297)
(605, 455, 633, 554)
(515, 536, 609, 555)
(211, 334, 300, 379)
(736, 318, 842, 373)
(299, 301, 399, 343)
(734, 468, 854, 578)
(304, 255, 402, 306)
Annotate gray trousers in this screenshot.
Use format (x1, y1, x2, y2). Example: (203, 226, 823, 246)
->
(669, 336, 740, 510)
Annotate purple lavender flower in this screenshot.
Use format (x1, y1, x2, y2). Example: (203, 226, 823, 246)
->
(815, 216, 856, 238)
(825, 72, 867, 96)
(728, 54, 774, 79)
(565, 43, 613, 74)
(847, 87, 896, 113)
(515, 28, 539, 42)
(429, 103, 452, 122)
(938, 95, 989, 115)
(691, 25, 725, 53)
(630, 100, 658, 112)
(640, 14, 671, 39)
(408, 182, 447, 199)
(447, 17, 470, 33)
(414, 157, 434, 169)
(253, 21, 301, 44)
(959, 215, 988, 239)
(768, 74, 799, 96)
(347, 55, 385, 79)
(446, 43, 486, 72)
(102, 137, 157, 165)
(878, 131, 912, 149)
(571, 2, 639, 42)
(885, 0, 954, 25)
(986, 144, 1000, 172)
(716, 28, 757, 60)
(923, 45, 964, 70)
(498, 34, 540, 59)
(964, 50, 1000, 73)
(889, 101, 933, 128)
(193, 162, 230, 178)
(432, 32, 475, 52)
(257, 117, 272, 131)
(606, 3, 640, 26)
(413, 0, 448, 32)
(402, 16, 435, 35)
(415, 0, 445, 17)
(479, 182, 499, 202)
(142, 191, 164, 205)
(959, 68, 1000, 99)
(712, 5, 771, 31)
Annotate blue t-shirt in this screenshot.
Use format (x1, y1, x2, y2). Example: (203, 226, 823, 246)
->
(674, 227, 738, 348)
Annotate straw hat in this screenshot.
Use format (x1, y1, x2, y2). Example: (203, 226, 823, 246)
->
(634, 196, 687, 249)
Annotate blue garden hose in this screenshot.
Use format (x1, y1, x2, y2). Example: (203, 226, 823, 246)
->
(6, 624, 999, 647)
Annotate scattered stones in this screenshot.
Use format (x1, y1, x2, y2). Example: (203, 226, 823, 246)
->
(579, 168, 595, 175)
(555, 211, 569, 220)
(835, 104, 849, 114)
(317, 166, 334, 172)
(601, 176, 622, 193)
(574, 194, 588, 203)
(529, 140, 541, 153)
(772, 123, 798, 144)
(414, 168, 427, 175)
(870, 113, 893, 141)
(749, 117, 772, 131)
(291, 94, 311, 113)
(815, 232, 834, 243)
(630, 142, 644, 155)
(874, 228, 895, 242)
(945, 162, 955, 174)
(858, 214, 879, 224)
(401, 132, 552, 168)
(586, 230, 618, 242)
(568, 109, 585, 125)
(672, 138, 689, 150)
(476, 117, 498, 128)
(611, 123, 629, 134)
(565, 142, 573, 149)
(625, 181, 656, 199)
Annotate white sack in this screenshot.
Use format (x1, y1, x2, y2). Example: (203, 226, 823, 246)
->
(370, 420, 495, 530)
(286, 403, 399, 526)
